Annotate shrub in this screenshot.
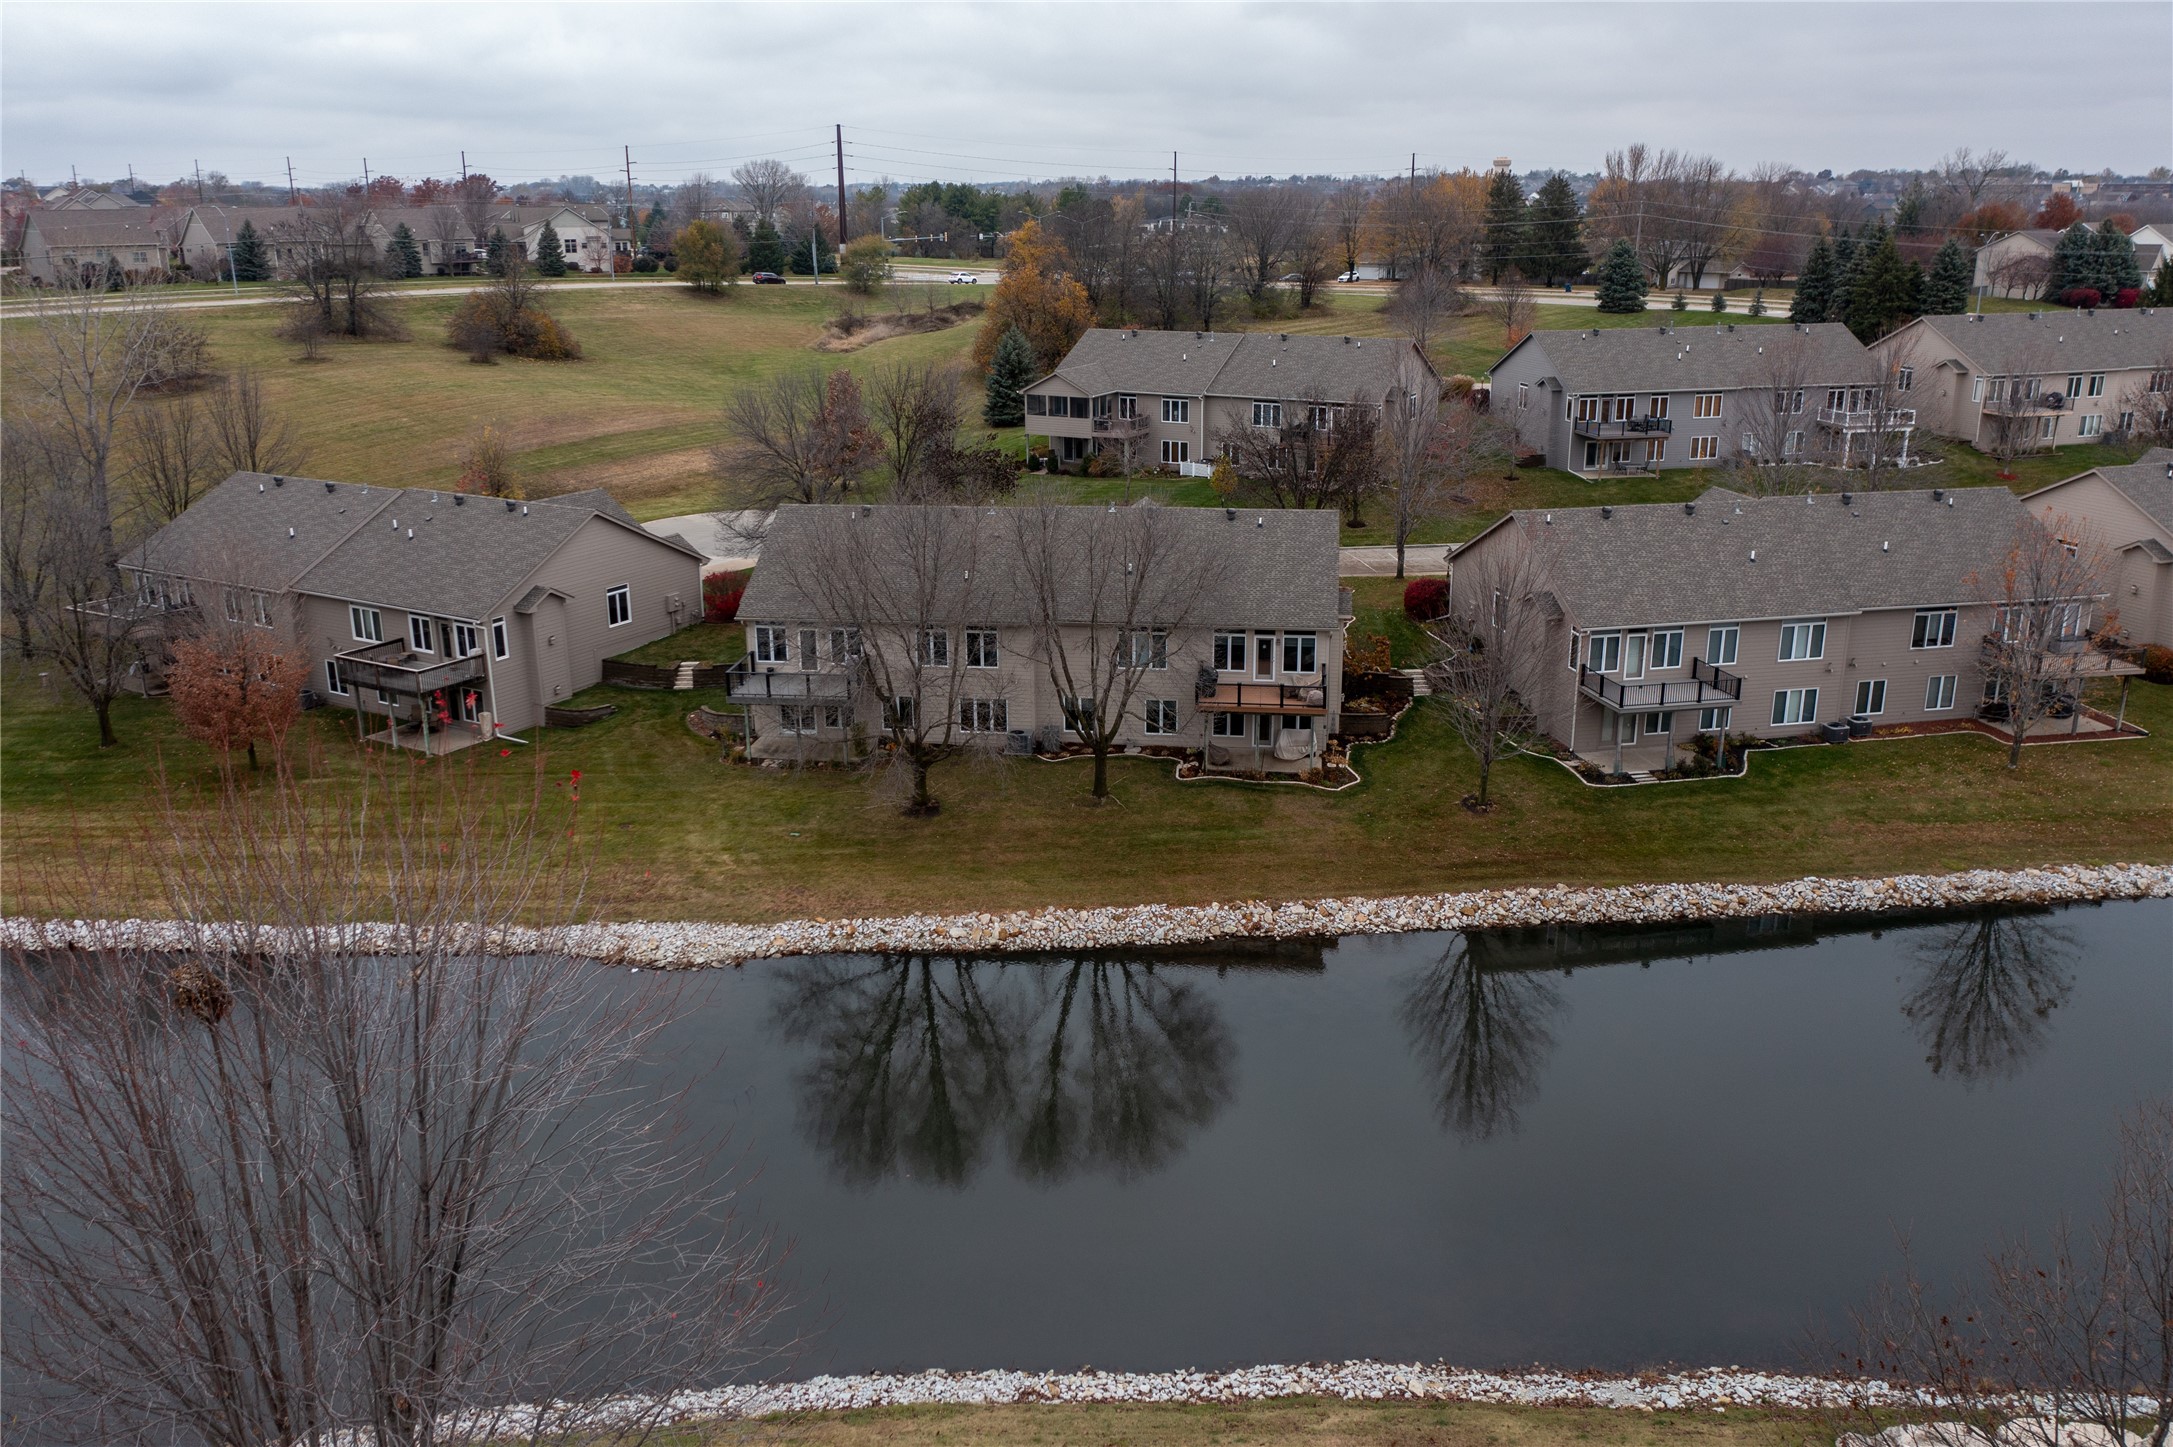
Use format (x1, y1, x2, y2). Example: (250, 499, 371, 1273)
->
(1748, 287, 1767, 316)
(454, 424, 518, 497)
(2059, 286, 2102, 310)
(1403, 577, 1449, 620)
(2142, 645, 2173, 685)
(446, 290, 582, 362)
(632, 254, 660, 274)
(1670, 290, 1689, 311)
(2114, 287, 2141, 309)
(662, 256, 678, 274)
(1709, 289, 1727, 311)
(703, 571, 748, 625)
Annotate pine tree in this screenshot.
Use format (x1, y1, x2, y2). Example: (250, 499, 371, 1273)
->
(1480, 169, 1528, 284)
(230, 219, 269, 282)
(1845, 231, 1922, 341)
(2148, 258, 2173, 308)
(1790, 237, 1835, 323)
(485, 228, 510, 277)
(1594, 239, 1646, 313)
(1921, 238, 1973, 314)
(747, 218, 785, 274)
(386, 222, 423, 279)
(1709, 289, 1728, 312)
(786, 226, 835, 275)
(534, 221, 568, 276)
(1671, 290, 1689, 311)
(1748, 287, 1767, 316)
(2096, 223, 2143, 298)
(1828, 225, 1864, 327)
(2046, 222, 2100, 300)
(982, 325, 1035, 427)
(1525, 173, 1585, 285)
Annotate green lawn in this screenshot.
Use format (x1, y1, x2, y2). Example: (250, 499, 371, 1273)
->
(6, 656, 2167, 925)
(608, 620, 747, 666)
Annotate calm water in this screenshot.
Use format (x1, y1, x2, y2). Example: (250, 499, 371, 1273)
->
(613, 899, 2172, 1377)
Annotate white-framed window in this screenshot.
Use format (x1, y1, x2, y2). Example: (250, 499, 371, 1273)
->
(1026, 394, 1047, 416)
(1771, 687, 1819, 726)
(1854, 678, 1887, 716)
(1896, 367, 1913, 391)
(1252, 400, 1282, 428)
(1211, 712, 1246, 737)
(958, 697, 1008, 733)
(1310, 404, 1338, 430)
(1144, 699, 1178, 734)
(1778, 619, 1826, 662)
(1698, 705, 1732, 733)
(1572, 395, 1598, 422)
(1117, 394, 1138, 419)
(350, 606, 383, 643)
(1643, 710, 1674, 737)
(1972, 376, 1985, 402)
(2039, 416, 2058, 440)
(822, 704, 846, 730)
(1567, 630, 1581, 671)
(324, 660, 348, 695)
(965, 629, 999, 668)
(1517, 382, 1529, 410)
(2089, 373, 2108, 398)
(1161, 439, 1191, 465)
(2065, 374, 2084, 399)
(919, 627, 948, 666)
(223, 588, 243, 623)
(1740, 430, 1756, 454)
(1491, 590, 1508, 630)
(1117, 628, 1168, 670)
(1647, 395, 1670, 419)
(1785, 429, 1805, 456)
(1646, 438, 1666, 463)
(252, 592, 272, 628)
(777, 704, 815, 735)
(1912, 609, 1957, 649)
(1689, 435, 1718, 461)
(798, 628, 817, 670)
(458, 688, 480, 723)
(1062, 695, 1095, 733)
(409, 614, 434, 653)
(491, 617, 509, 660)
(1161, 397, 1189, 424)
(2078, 414, 2102, 437)
(1651, 629, 1683, 669)
(2119, 410, 2136, 432)
(888, 696, 915, 729)
(1925, 674, 1957, 711)
(562, 236, 579, 254)
(1586, 631, 1622, 672)
(1281, 631, 1316, 674)
(1213, 630, 1247, 672)
(606, 584, 631, 627)
(1693, 392, 1722, 419)
(754, 624, 789, 663)
(452, 622, 479, 658)
(1705, 626, 1738, 667)
(829, 627, 862, 663)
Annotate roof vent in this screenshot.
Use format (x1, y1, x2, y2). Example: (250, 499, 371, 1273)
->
(1749, 549, 1757, 562)
(1279, 333, 1288, 342)
(1194, 331, 1202, 339)
(325, 482, 336, 493)
(272, 476, 284, 486)
(1684, 501, 1696, 516)
(1931, 488, 1944, 502)
(258, 482, 265, 492)
(1255, 516, 1264, 528)
(288, 527, 295, 538)
(1840, 492, 1853, 505)
(1882, 540, 1890, 552)
(1225, 507, 1235, 520)
(1544, 512, 1553, 524)
(406, 528, 414, 539)
(505, 499, 517, 511)
(1947, 496, 1955, 507)
(2029, 311, 2041, 320)
(1600, 505, 1613, 520)
(391, 518, 398, 529)
(521, 505, 529, 516)
(453, 493, 465, 505)
(1342, 335, 1351, 344)
(1271, 357, 1277, 366)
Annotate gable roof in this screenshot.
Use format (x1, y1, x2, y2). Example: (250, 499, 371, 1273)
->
(120, 472, 397, 593)
(1032, 328, 1419, 405)
(740, 502, 1344, 632)
(182, 205, 323, 246)
(23, 212, 171, 250)
(1492, 322, 1875, 394)
(2026, 447, 2173, 537)
(1457, 485, 2028, 628)
(1895, 309, 2173, 375)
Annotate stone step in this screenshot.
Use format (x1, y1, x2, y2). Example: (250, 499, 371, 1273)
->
(672, 661, 699, 692)
(1400, 667, 1432, 698)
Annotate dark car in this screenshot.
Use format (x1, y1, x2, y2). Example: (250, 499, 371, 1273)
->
(751, 271, 786, 285)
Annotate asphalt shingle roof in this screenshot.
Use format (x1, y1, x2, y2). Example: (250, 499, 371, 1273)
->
(2086, 447, 2173, 535)
(1464, 485, 2029, 628)
(120, 472, 396, 593)
(740, 502, 1344, 632)
(25, 212, 173, 249)
(1904, 309, 2173, 376)
(1498, 322, 1876, 395)
(1036, 328, 1417, 405)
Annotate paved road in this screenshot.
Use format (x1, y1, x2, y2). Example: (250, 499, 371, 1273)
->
(1338, 544, 1451, 577)
(0, 273, 862, 317)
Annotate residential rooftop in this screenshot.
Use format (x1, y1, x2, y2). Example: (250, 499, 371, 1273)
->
(1901, 308, 2173, 375)
(1035, 328, 1421, 405)
(1493, 321, 1877, 396)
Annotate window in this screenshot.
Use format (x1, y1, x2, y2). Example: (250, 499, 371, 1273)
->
(778, 704, 815, 735)
(1211, 713, 1247, 737)
(1517, 383, 1529, 411)
(1572, 396, 1599, 423)
(2150, 370, 2173, 394)
(1091, 395, 1111, 420)
(1117, 628, 1168, 669)
(1491, 590, 1508, 630)
(606, 584, 631, 627)
(1740, 430, 1756, 455)
(1161, 439, 1191, 465)
(1643, 438, 1665, 462)
(754, 625, 789, 663)
(1896, 366, 1913, 392)
(491, 617, 509, 660)
(1062, 695, 1095, 733)
(1310, 404, 1338, 431)
(1161, 397, 1190, 424)
(409, 614, 434, 653)
(1252, 400, 1282, 428)
(1144, 699, 1178, 734)
(1567, 631, 1581, 670)
(1972, 377, 1986, 402)
(1647, 395, 1669, 419)
(798, 628, 817, 670)
(1689, 435, 1718, 461)
(1651, 629, 1683, 669)
(453, 622, 479, 658)
(223, 588, 243, 623)
(1778, 619, 1826, 662)
(888, 697, 916, 729)
(822, 704, 846, 731)
(1068, 397, 1091, 419)
(1117, 394, 1138, 419)
(919, 627, 949, 666)
(1693, 393, 1723, 419)
(1698, 706, 1732, 733)
(1925, 674, 1957, 710)
(324, 660, 349, 695)
(1643, 710, 1675, 737)
(959, 698, 1008, 733)
(959, 628, 998, 668)
(1704, 627, 1739, 667)
(1281, 631, 1317, 674)
(2078, 414, 2103, 437)
(2039, 416, 2058, 440)
(349, 606, 383, 643)
(1911, 609, 1957, 649)
(1026, 394, 1048, 416)
(828, 627, 860, 663)
(1771, 687, 1819, 726)
(1773, 388, 1805, 414)
(1213, 630, 1247, 671)
(1785, 430, 1805, 456)
(1854, 679, 1887, 716)
(2065, 374, 2084, 399)
(2119, 410, 2136, 432)
(252, 592, 272, 628)
(2087, 373, 2105, 398)
(1586, 632, 1621, 672)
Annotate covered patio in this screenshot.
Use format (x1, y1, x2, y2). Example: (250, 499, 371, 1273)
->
(334, 640, 494, 755)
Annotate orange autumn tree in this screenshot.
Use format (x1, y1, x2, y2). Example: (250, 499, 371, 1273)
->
(972, 217, 1093, 374)
(166, 629, 309, 772)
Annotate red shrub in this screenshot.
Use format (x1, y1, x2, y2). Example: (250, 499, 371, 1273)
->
(2142, 645, 2173, 685)
(2058, 287, 2102, 310)
(2114, 288, 2141, 309)
(703, 570, 747, 624)
(1403, 577, 1449, 620)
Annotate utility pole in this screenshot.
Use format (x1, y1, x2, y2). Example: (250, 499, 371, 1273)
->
(194, 160, 205, 203)
(835, 124, 848, 245)
(362, 157, 371, 193)
(285, 157, 297, 205)
(623, 144, 635, 213)
(460, 150, 468, 185)
(1171, 151, 1179, 230)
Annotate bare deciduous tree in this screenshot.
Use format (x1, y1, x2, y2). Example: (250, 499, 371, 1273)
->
(1225, 186, 1302, 306)
(274, 204, 403, 342)
(1977, 513, 2108, 767)
(1426, 537, 1551, 809)
(716, 366, 876, 509)
(1400, 936, 1563, 1140)
(129, 392, 217, 522)
(15, 462, 147, 746)
(3, 758, 791, 1445)
(1384, 266, 1464, 355)
(1380, 356, 1445, 579)
(732, 158, 806, 227)
(1476, 273, 1538, 348)
(865, 361, 964, 501)
(204, 368, 307, 477)
(1286, 193, 1336, 310)
(1330, 180, 1371, 278)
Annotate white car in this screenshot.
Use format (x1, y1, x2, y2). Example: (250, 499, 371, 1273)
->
(1337, 270, 1363, 283)
(948, 270, 977, 284)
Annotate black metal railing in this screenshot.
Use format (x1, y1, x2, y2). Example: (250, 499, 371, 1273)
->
(1578, 656, 1743, 710)
(720, 653, 858, 701)
(1197, 678, 1330, 713)
(333, 640, 487, 698)
(1573, 415, 1674, 439)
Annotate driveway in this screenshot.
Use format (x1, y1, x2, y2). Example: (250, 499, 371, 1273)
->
(646, 510, 768, 571)
(1338, 544, 1450, 577)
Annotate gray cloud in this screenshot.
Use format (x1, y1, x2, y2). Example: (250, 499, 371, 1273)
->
(4, 2, 2168, 190)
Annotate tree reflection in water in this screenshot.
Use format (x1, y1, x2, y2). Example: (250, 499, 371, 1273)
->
(1902, 909, 2077, 1081)
(1400, 937, 1564, 1141)
(772, 955, 1232, 1188)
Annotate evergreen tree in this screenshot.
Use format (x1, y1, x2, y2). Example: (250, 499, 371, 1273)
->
(1479, 169, 1528, 284)
(230, 219, 269, 282)
(386, 222, 423, 279)
(1892, 179, 1929, 237)
(1593, 238, 1646, 313)
(747, 218, 785, 274)
(2148, 258, 2173, 308)
(1747, 287, 1767, 316)
(534, 221, 569, 276)
(485, 228, 510, 277)
(1828, 224, 1864, 327)
(982, 324, 1035, 427)
(1709, 289, 1728, 312)
(1921, 238, 1973, 314)
(2046, 221, 2101, 299)
(1670, 290, 1689, 311)
(101, 254, 125, 291)
(1844, 230, 1922, 341)
(2096, 223, 2144, 298)
(1791, 237, 1835, 323)
(785, 226, 835, 275)
(1525, 173, 1586, 285)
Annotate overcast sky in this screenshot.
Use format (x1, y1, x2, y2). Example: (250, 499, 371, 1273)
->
(5, 2, 2169, 192)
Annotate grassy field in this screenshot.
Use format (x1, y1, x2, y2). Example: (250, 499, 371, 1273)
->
(5, 638, 2166, 923)
(671, 1400, 1830, 1447)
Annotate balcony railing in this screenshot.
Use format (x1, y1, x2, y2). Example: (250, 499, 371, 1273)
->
(1572, 415, 1674, 440)
(1578, 656, 1744, 711)
(1817, 406, 1916, 429)
(720, 654, 858, 702)
(1599, 459, 1658, 476)
(1092, 413, 1148, 437)
(1196, 678, 1330, 715)
(1983, 391, 2066, 413)
(334, 640, 487, 698)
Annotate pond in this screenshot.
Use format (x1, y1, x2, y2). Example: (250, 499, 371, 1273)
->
(620, 898, 2172, 1378)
